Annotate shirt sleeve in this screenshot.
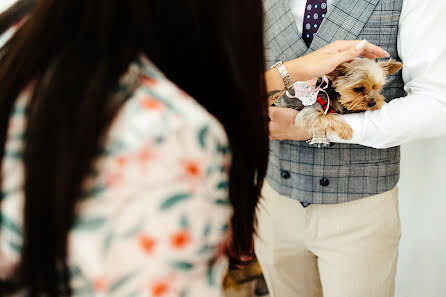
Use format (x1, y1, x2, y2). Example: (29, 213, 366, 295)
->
(92, 121, 231, 297)
(328, 0, 446, 149)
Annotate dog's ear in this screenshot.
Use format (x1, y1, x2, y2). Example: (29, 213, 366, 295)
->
(379, 60, 403, 75)
(326, 64, 347, 81)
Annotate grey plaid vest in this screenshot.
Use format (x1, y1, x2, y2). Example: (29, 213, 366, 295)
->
(265, 0, 405, 204)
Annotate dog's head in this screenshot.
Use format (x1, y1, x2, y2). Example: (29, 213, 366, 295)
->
(326, 58, 403, 112)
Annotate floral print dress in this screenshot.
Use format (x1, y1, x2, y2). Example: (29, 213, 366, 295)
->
(0, 55, 232, 297)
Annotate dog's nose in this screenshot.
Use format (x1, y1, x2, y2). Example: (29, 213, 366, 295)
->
(368, 101, 376, 108)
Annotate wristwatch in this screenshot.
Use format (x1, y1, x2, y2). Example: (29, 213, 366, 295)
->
(271, 61, 293, 90)
(307, 130, 331, 148)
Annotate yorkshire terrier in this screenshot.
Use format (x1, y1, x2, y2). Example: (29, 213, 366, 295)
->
(272, 58, 403, 140)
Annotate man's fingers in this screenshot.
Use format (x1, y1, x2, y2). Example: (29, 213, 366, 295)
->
(352, 40, 389, 58)
(331, 40, 388, 58)
(362, 52, 378, 60)
(362, 41, 390, 58)
(337, 46, 363, 64)
(334, 40, 389, 64)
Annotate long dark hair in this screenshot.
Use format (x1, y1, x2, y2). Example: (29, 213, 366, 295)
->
(0, 0, 268, 295)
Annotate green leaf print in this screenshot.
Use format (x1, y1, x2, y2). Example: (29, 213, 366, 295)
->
(4, 150, 23, 160)
(101, 139, 127, 157)
(198, 125, 209, 149)
(72, 284, 94, 296)
(0, 213, 23, 236)
(108, 269, 141, 293)
(180, 214, 189, 229)
(197, 244, 216, 255)
(217, 181, 228, 190)
(159, 193, 191, 211)
(102, 231, 115, 256)
(155, 136, 164, 144)
(80, 184, 106, 200)
(220, 223, 228, 233)
(10, 132, 25, 141)
(7, 240, 22, 253)
(12, 105, 27, 116)
(203, 223, 211, 237)
(215, 198, 229, 206)
(125, 291, 140, 297)
(121, 220, 145, 238)
(69, 265, 83, 279)
(73, 216, 107, 231)
(216, 143, 230, 154)
(206, 165, 226, 177)
(206, 257, 218, 286)
(0, 186, 20, 202)
(170, 261, 194, 271)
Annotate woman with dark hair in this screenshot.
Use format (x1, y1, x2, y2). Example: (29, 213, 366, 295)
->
(0, 0, 388, 296)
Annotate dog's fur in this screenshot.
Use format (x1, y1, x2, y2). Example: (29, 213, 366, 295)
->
(275, 58, 403, 140)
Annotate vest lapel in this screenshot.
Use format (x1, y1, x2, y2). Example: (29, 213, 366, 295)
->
(265, 0, 308, 61)
(308, 0, 381, 53)
(267, 0, 381, 60)
(281, 0, 308, 57)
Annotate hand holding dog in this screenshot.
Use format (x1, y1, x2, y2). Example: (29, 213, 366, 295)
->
(269, 107, 312, 141)
(269, 40, 391, 141)
(284, 40, 390, 82)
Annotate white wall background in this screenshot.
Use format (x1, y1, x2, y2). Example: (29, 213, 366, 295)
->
(1, 1, 446, 296)
(396, 138, 446, 297)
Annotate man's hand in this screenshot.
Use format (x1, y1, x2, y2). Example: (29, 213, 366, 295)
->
(269, 107, 312, 141)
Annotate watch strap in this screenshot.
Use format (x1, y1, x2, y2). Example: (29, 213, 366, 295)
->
(271, 61, 293, 90)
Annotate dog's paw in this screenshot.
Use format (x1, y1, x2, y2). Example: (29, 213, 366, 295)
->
(336, 125, 353, 140)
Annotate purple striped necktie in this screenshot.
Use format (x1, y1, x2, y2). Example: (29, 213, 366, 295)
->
(302, 0, 328, 47)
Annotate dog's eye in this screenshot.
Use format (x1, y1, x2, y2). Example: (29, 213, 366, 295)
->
(354, 87, 365, 93)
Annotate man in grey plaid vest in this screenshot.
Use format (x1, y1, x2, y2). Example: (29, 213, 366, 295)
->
(254, 0, 446, 296)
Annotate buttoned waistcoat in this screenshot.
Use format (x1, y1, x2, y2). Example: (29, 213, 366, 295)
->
(265, 0, 406, 204)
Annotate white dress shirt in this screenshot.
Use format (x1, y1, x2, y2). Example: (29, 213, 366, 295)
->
(290, 0, 446, 148)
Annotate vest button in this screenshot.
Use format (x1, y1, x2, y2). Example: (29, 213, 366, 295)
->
(281, 170, 291, 180)
(320, 177, 330, 187)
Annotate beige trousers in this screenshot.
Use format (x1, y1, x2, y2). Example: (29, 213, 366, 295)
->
(254, 182, 401, 297)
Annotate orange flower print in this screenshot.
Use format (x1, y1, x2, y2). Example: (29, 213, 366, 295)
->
(150, 281, 170, 297)
(116, 156, 128, 168)
(170, 230, 191, 250)
(141, 97, 163, 111)
(181, 160, 201, 178)
(105, 173, 123, 187)
(139, 235, 157, 254)
(142, 76, 157, 87)
(138, 147, 153, 164)
(93, 277, 106, 292)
